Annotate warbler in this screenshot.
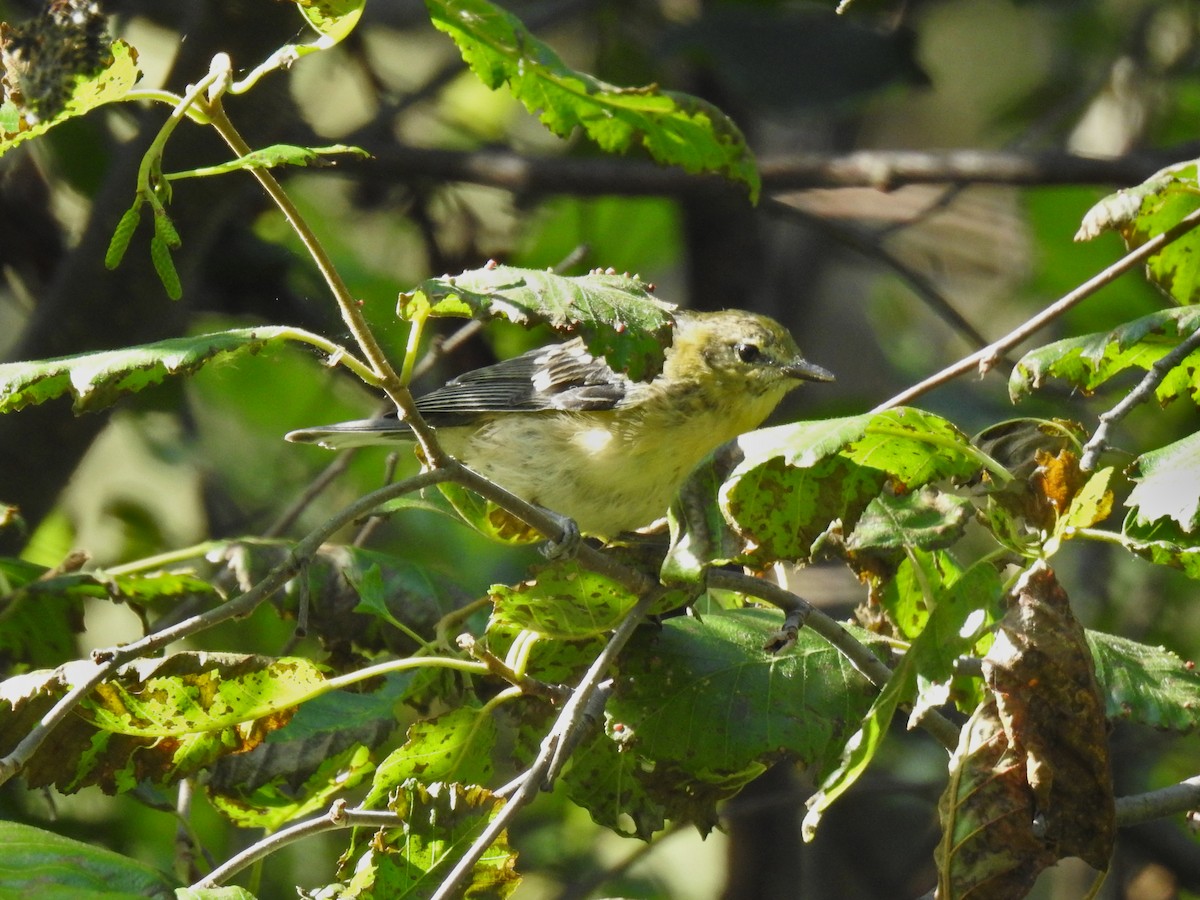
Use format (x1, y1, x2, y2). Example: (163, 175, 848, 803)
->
(286, 309, 833, 538)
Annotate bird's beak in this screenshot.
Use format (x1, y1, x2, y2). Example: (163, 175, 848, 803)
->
(783, 358, 835, 383)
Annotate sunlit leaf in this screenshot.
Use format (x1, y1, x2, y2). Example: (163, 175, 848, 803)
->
(425, 0, 760, 199)
(365, 706, 496, 807)
(1125, 432, 1200, 532)
(1010, 307, 1200, 403)
(720, 409, 984, 563)
(1089, 630, 1200, 731)
(399, 264, 677, 380)
(0, 40, 140, 157)
(288, 0, 365, 45)
(0, 327, 300, 414)
(208, 743, 373, 831)
(1076, 161, 1200, 304)
(340, 781, 518, 897)
(490, 558, 682, 639)
(1121, 515, 1200, 579)
(79, 655, 326, 737)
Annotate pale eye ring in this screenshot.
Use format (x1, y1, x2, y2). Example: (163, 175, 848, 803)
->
(735, 342, 762, 363)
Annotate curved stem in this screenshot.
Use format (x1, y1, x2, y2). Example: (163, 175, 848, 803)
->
(198, 77, 447, 466)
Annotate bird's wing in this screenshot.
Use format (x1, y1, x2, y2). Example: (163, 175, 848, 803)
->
(415, 338, 629, 425)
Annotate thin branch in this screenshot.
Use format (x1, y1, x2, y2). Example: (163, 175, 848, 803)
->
(1115, 775, 1200, 826)
(1080, 325, 1200, 471)
(365, 144, 1200, 197)
(765, 197, 996, 353)
(875, 204, 1200, 411)
(263, 451, 357, 538)
(429, 589, 661, 900)
(194, 802, 402, 889)
(197, 56, 447, 468)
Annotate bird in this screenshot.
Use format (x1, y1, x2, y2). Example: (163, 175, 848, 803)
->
(286, 309, 833, 539)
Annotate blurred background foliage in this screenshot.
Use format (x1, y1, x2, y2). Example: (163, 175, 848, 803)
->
(2, 0, 1200, 897)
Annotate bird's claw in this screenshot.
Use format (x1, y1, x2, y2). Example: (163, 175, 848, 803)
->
(540, 513, 582, 559)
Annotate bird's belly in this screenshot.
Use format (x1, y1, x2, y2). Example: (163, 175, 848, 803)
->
(453, 415, 699, 537)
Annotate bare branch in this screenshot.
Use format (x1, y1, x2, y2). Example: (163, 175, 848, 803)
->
(876, 204, 1200, 411)
(367, 144, 1200, 197)
(195, 801, 402, 889)
(1116, 775, 1200, 826)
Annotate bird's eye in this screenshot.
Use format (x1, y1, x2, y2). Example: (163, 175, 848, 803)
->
(735, 342, 762, 363)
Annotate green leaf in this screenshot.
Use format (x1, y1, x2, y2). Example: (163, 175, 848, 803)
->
(365, 706, 496, 807)
(1121, 515, 1200, 579)
(436, 480, 546, 546)
(341, 781, 518, 897)
(804, 555, 1001, 837)
(166, 144, 370, 180)
(721, 409, 985, 563)
(563, 720, 672, 838)
(176, 888, 258, 900)
(0, 821, 176, 899)
(425, 0, 760, 199)
(484, 620, 603, 687)
(1125, 432, 1200, 532)
(1076, 161, 1200, 304)
(567, 609, 877, 838)
(0, 326, 298, 414)
(1010, 307, 1200, 403)
(290, 0, 365, 45)
(490, 558, 654, 639)
(846, 488, 973, 553)
(9, 656, 325, 794)
(0, 40, 141, 158)
(79, 654, 326, 737)
(400, 264, 677, 380)
(1088, 629, 1200, 731)
(207, 743, 373, 831)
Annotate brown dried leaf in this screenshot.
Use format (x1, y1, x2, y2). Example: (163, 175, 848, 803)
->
(937, 699, 1057, 898)
(985, 562, 1114, 867)
(1031, 448, 1084, 518)
(937, 562, 1115, 898)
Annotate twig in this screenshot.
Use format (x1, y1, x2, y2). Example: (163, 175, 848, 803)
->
(875, 204, 1200, 411)
(457, 633, 571, 703)
(352, 452, 401, 547)
(194, 801, 401, 888)
(1115, 774, 1200, 826)
(1079, 325, 1200, 471)
(263, 451, 356, 538)
(765, 197, 995, 353)
(429, 589, 661, 900)
(198, 56, 446, 469)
